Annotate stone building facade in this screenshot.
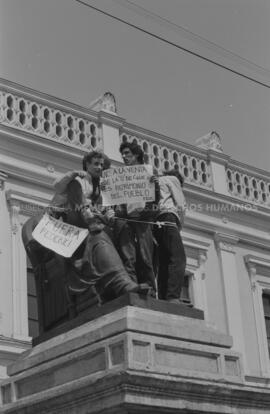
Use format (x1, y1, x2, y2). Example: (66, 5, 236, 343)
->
(0, 78, 270, 412)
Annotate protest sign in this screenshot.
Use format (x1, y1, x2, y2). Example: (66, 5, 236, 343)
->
(32, 214, 88, 258)
(101, 164, 154, 206)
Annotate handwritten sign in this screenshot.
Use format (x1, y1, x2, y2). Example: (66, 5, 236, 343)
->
(101, 165, 154, 206)
(32, 214, 88, 258)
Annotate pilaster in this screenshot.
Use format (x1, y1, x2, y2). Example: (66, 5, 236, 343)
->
(0, 172, 13, 337)
(214, 233, 247, 368)
(98, 113, 125, 163)
(93, 92, 125, 164)
(183, 236, 210, 320)
(195, 131, 231, 195)
(5, 192, 31, 342)
(244, 255, 270, 376)
(192, 250, 209, 320)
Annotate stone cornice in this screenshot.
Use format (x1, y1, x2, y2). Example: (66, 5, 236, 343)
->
(0, 335, 31, 353)
(184, 185, 270, 248)
(0, 124, 89, 160)
(6, 190, 50, 217)
(227, 158, 270, 181)
(214, 233, 239, 253)
(185, 210, 270, 251)
(2, 371, 270, 412)
(121, 372, 270, 409)
(98, 110, 125, 129)
(244, 254, 270, 279)
(1, 153, 55, 189)
(182, 234, 210, 264)
(207, 149, 231, 165)
(244, 254, 270, 269)
(0, 127, 85, 187)
(185, 183, 270, 219)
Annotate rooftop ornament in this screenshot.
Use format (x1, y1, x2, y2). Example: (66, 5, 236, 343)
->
(195, 131, 223, 152)
(89, 91, 118, 114)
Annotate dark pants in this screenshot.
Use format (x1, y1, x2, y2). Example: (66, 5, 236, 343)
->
(153, 213, 186, 300)
(115, 221, 156, 291)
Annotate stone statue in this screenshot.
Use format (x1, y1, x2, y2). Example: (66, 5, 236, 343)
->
(22, 151, 151, 335)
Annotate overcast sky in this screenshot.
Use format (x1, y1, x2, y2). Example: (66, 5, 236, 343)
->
(1, 0, 270, 171)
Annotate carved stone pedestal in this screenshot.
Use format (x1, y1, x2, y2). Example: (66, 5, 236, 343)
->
(1, 294, 270, 413)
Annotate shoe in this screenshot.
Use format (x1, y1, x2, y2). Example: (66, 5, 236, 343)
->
(167, 298, 181, 304)
(167, 298, 193, 307)
(129, 283, 152, 295)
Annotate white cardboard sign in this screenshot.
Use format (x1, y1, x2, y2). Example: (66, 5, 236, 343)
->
(101, 165, 154, 206)
(32, 214, 88, 258)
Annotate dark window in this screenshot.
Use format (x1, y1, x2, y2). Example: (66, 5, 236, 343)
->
(262, 293, 270, 357)
(180, 271, 193, 306)
(27, 256, 39, 338)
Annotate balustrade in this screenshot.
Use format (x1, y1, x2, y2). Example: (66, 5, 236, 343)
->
(0, 90, 101, 151)
(226, 167, 270, 207)
(120, 132, 213, 189)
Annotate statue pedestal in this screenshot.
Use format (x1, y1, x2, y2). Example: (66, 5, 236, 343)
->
(1, 293, 269, 413)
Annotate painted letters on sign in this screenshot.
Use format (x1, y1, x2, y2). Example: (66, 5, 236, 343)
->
(32, 214, 88, 258)
(101, 165, 154, 206)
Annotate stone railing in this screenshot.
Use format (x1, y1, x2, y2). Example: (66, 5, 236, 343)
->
(226, 165, 270, 207)
(120, 131, 213, 189)
(3, 78, 270, 206)
(0, 80, 102, 152)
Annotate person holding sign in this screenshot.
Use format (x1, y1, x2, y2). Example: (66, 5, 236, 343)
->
(153, 169, 187, 303)
(113, 142, 158, 294)
(50, 150, 150, 301)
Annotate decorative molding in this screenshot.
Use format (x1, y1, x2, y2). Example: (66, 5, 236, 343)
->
(0, 335, 31, 353)
(183, 235, 210, 268)
(6, 190, 50, 218)
(247, 263, 257, 292)
(214, 233, 239, 253)
(46, 164, 55, 173)
(244, 254, 270, 279)
(0, 171, 8, 190)
(9, 202, 20, 234)
(0, 127, 87, 189)
(198, 252, 207, 280)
